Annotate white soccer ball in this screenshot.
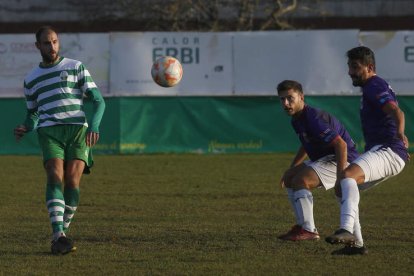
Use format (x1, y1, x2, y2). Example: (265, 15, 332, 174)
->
(151, 56, 183, 88)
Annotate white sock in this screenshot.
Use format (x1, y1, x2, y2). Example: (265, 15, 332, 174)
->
(294, 189, 316, 232)
(353, 208, 364, 247)
(340, 178, 360, 233)
(287, 188, 302, 225)
(337, 195, 363, 247)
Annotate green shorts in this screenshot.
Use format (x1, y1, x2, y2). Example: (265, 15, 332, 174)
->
(37, 124, 93, 174)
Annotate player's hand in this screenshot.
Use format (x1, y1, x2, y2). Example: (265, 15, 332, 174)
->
(334, 183, 342, 198)
(14, 125, 27, 141)
(86, 131, 99, 147)
(280, 177, 285, 188)
(280, 171, 290, 188)
(402, 134, 409, 149)
(399, 134, 410, 162)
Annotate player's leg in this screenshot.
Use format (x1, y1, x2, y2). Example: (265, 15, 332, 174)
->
(326, 163, 364, 245)
(62, 125, 90, 235)
(327, 147, 406, 251)
(63, 159, 85, 233)
(293, 156, 338, 235)
(330, 195, 367, 255)
(281, 163, 308, 227)
(45, 160, 76, 255)
(37, 127, 67, 240)
(38, 126, 77, 255)
(290, 166, 321, 235)
(44, 158, 66, 240)
(279, 159, 331, 241)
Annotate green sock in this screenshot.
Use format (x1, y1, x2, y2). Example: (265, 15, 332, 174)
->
(63, 186, 80, 233)
(46, 182, 65, 239)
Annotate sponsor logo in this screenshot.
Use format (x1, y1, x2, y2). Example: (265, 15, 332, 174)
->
(405, 46, 414, 62)
(152, 36, 200, 64)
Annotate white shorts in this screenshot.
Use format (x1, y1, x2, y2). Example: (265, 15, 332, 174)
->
(353, 145, 406, 191)
(306, 155, 340, 190)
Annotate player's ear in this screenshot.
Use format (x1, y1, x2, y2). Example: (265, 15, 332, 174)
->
(367, 63, 375, 73)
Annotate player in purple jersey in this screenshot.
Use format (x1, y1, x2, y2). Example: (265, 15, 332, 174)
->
(325, 46, 409, 255)
(277, 80, 359, 241)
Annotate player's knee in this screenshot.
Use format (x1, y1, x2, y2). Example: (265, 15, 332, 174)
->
(45, 161, 63, 182)
(342, 164, 365, 184)
(291, 176, 311, 190)
(342, 170, 354, 179)
(342, 172, 364, 185)
(64, 171, 82, 187)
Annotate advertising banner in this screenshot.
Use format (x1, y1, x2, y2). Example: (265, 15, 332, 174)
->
(0, 33, 110, 97)
(233, 30, 360, 95)
(1, 30, 414, 97)
(109, 32, 233, 96)
(3, 96, 414, 155)
(359, 31, 414, 94)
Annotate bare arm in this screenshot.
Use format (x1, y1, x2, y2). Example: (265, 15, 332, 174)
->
(290, 146, 307, 168)
(331, 136, 348, 180)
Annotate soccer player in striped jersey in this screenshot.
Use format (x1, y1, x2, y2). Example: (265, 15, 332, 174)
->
(13, 26, 106, 255)
(325, 46, 409, 255)
(277, 80, 359, 242)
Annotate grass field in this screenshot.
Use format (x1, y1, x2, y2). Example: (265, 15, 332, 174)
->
(0, 154, 413, 275)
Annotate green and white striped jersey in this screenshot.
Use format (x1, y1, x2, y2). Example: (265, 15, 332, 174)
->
(24, 57, 98, 129)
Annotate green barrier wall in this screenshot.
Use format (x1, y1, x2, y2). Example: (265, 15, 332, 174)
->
(1, 96, 413, 154)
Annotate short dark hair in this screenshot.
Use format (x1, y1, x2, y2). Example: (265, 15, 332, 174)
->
(346, 46, 376, 71)
(277, 80, 303, 95)
(35, 25, 59, 42)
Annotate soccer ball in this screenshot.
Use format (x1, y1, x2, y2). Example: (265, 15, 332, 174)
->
(151, 56, 183, 88)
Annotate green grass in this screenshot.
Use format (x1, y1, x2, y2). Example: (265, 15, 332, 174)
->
(0, 154, 413, 275)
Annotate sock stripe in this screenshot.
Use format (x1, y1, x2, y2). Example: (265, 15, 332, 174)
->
(48, 205, 65, 212)
(50, 216, 64, 223)
(63, 205, 78, 232)
(46, 199, 65, 205)
(63, 187, 80, 233)
(65, 205, 78, 212)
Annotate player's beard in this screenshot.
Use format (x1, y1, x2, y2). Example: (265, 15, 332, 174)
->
(350, 75, 364, 87)
(41, 50, 59, 64)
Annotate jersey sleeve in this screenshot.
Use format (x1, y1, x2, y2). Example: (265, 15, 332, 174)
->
(23, 109, 39, 131)
(77, 63, 106, 133)
(314, 122, 339, 145)
(77, 63, 98, 93)
(85, 87, 106, 133)
(307, 111, 339, 145)
(23, 82, 39, 131)
(366, 82, 396, 109)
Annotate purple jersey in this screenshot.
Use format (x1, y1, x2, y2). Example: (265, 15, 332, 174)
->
(292, 105, 359, 162)
(360, 76, 409, 161)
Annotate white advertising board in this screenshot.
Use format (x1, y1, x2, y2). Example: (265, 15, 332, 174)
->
(233, 30, 360, 95)
(109, 32, 233, 96)
(359, 31, 414, 95)
(0, 34, 39, 97)
(0, 33, 110, 97)
(1, 30, 413, 97)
